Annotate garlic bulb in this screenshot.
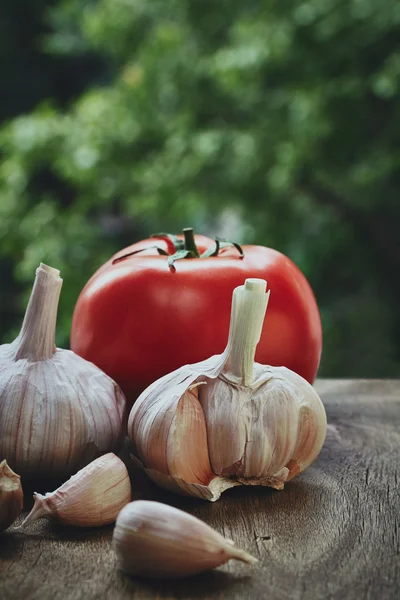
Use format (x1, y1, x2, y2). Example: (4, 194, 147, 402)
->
(20, 453, 131, 528)
(128, 278, 327, 501)
(113, 500, 257, 578)
(0, 460, 23, 531)
(0, 263, 127, 483)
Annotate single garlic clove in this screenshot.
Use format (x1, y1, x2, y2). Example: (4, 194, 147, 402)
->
(0, 460, 24, 532)
(113, 500, 257, 578)
(198, 376, 250, 477)
(271, 368, 327, 479)
(131, 379, 216, 488)
(20, 453, 131, 528)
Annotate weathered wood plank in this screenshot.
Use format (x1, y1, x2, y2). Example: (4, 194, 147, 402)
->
(1, 380, 399, 600)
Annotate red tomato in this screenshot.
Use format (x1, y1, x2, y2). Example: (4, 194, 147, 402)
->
(70, 230, 322, 404)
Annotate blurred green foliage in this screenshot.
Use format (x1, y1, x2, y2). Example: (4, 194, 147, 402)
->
(1, 0, 400, 377)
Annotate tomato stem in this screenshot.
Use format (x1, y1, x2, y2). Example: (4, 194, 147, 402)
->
(182, 228, 200, 257)
(111, 228, 244, 271)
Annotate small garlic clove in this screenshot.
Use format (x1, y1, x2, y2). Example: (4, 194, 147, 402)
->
(167, 386, 215, 485)
(0, 460, 23, 532)
(130, 379, 215, 488)
(199, 377, 249, 476)
(277, 368, 328, 479)
(20, 453, 131, 528)
(113, 500, 257, 578)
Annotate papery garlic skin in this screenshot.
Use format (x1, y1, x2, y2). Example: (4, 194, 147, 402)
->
(113, 500, 257, 578)
(0, 352, 126, 481)
(0, 460, 23, 531)
(21, 453, 131, 528)
(128, 278, 327, 500)
(0, 264, 127, 483)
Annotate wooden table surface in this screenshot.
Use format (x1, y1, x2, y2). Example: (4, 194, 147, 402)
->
(1, 379, 399, 600)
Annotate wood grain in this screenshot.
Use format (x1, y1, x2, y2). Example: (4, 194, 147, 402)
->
(1, 380, 399, 600)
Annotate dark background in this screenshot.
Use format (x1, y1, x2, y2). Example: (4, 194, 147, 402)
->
(1, 0, 400, 377)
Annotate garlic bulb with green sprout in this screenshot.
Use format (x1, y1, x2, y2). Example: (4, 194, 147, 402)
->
(128, 278, 326, 501)
(0, 263, 127, 483)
